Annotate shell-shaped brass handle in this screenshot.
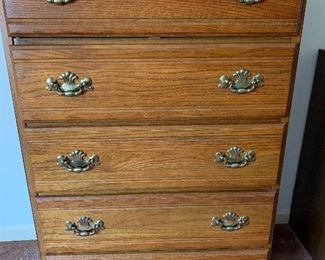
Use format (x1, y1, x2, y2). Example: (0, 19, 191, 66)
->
(47, 0, 72, 4)
(57, 150, 100, 173)
(239, 0, 262, 4)
(211, 212, 249, 231)
(218, 69, 264, 94)
(46, 71, 93, 96)
(215, 146, 255, 168)
(66, 216, 105, 237)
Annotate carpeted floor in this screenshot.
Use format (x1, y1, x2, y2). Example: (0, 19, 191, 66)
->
(272, 225, 312, 260)
(0, 225, 312, 260)
(0, 240, 39, 260)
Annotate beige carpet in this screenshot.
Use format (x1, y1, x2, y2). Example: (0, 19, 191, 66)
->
(0, 240, 40, 260)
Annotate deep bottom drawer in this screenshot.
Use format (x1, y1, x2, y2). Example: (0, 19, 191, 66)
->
(37, 192, 276, 255)
(46, 249, 270, 260)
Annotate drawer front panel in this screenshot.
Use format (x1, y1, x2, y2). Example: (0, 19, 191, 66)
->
(4, 0, 304, 36)
(46, 249, 269, 260)
(26, 124, 284, 195)
(13, 42, 296, 125)
(37, 192, 275, 254)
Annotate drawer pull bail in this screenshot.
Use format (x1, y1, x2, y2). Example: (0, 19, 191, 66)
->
(211, 212, 249, 231)
(46, 71, 93, 96)
(66, 216, 105, 237)
(218, 69, 264, 94)
(239, 0, 262, 4)
(215, 146, 255, 168)
(57, 150, 100, 173)
(47, 0, 72, 4)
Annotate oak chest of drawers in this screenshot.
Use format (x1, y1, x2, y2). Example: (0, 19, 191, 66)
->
(1, 1, 305, 259)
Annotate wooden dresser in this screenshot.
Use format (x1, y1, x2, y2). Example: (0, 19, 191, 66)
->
(0, 1, 305, 259)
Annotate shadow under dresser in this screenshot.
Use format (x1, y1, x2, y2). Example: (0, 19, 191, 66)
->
(0, 1, 306, 259)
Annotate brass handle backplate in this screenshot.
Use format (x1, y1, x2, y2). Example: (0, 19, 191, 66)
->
(66, 216, 105, 237)
(239, 0, 262, 4)
(211, 212, 249, 231)
(215, 146, 255, 168)
(218, 69, 264, 94)
(47, 0, 72, 4)
(57, 150, 100, 173)
(46, 71, 93, 96)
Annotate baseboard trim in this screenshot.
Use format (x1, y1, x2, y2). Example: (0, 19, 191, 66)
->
(276, 210, 291, 224)
(0, 227, 36, 242)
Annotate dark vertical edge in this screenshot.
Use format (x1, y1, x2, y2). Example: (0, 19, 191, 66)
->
(289, 50, 325, 260)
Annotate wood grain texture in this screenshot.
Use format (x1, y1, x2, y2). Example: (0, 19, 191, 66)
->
(12, 41, 296, 125)
(46, 249, 269, 260)
(3, 0, 304, 36)
(12, 37, 296, 46)
(25, 124, 284, 196)
(37, 191, 275, 255)
(0, 0, 306, 259)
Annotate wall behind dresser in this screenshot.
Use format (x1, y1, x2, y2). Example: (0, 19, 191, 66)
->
(0, 35, 36, 241)
(0, 0, 324, 241)
(277, 0, 325, 223)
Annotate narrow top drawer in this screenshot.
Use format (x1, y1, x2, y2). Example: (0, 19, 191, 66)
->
(3, 0, 304, 37)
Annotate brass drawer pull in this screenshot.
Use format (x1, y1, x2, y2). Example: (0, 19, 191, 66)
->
(218, 69, 264, 94)
(46, 71, 93, 96)
(47, 0, 72, 4)
(57, 150, 100, 173)
(66, 216, 105, 237)
(215, 146, 255, 168)
(239, 0, 263, 4)
(211, 212, 249, 231)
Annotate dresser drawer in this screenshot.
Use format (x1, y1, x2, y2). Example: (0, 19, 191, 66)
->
(37, 192, 275, 255)
(46, 249, 269, 260)
(26, 124, 284, 196)
(4, 0, 304, 37)
(12, 41, 296, 125)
